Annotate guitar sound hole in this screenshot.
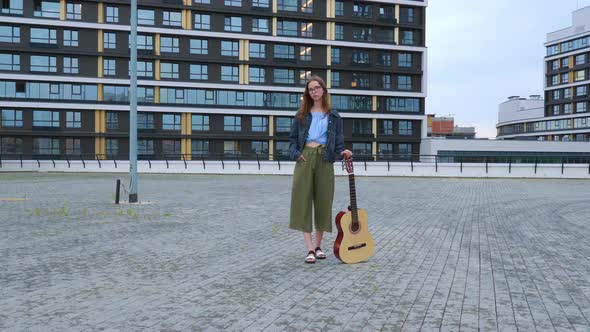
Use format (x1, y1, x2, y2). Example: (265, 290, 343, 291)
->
(350, 223, 360, 233)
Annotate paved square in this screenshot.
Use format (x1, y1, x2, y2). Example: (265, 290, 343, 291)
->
(1, 173, 590, 331)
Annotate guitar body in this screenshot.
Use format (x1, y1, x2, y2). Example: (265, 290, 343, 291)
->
(334, 208, 375, 264)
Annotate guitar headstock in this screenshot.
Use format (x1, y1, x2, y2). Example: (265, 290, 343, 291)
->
(343, 155, 354, 175)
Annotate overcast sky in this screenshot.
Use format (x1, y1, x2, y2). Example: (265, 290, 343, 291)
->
(426, 0, 590, 138)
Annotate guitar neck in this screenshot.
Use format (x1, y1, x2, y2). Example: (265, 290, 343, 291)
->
(348, 173, 359, 222)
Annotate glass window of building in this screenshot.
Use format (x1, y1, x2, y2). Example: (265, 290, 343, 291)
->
(190, 64, 208, 80)
(63, 30, 78, 47)
(138, 139, 154, 155)
(249, 67, 266, 83)
(66, 2, 81, 20)
(137, 113, 155, 129)
(65, 111, 81, 128)
(63, 57, 78, 74)
(221, 65, 239, 82)
(274, 68, 295, 84)
(1, 110, 23, 127)
(194, 14, 211, 30)
(34, 0, 60, 18)
(331, 71, 340, 87)
(398, 53, 412, 67)
(399, 120, 413, 135)
(251, 141, 269, 155)
(163, 11, 182, 27)
(106, 112, 119, 130)
(162, 113, 181, 130)
(335, 24, 344, 40)
(30, 55, 57, 72)
(274, 44, 295, 60)
(33, 110, 59, 127)
(192, 140, 209, 156)
(299, 46, 312, 61)
(335, 0, 344, 16)
(103, 58, 116, 76)
(106, 139, 119, 156)
(401, 30, 414, 45)
(253, 0, 269, 8)
(160, 63, 179, 79)
(0, 26, 20, 43)
(1, 0, 23, 14)
(190, 39, 208, 55)
(106, 6, 118, 23)
(225, 0, 241, 6)
(251, 116, 268, 132)
(398, 75, 412, 90)
(224, 116, 241, 131)
(162, 140, 181, 156)
(0, 54, 20, 71)
(138, 9, 155, 25)
(104, 32, 116, 49)
(221, 40, 239, 57)
(224, 16, 242, 32)
(575, 54, 586, 66)
(381, 120, 393, 135)
(253, 18, 270, 33)
(192, 115, 210, 131)
(250, 43, 266, 58)
(30, 28, 56, 44)
(33, 138, 60, 155)
(277, 20, 298, 36)
(331, 47, 340, 64)
(378, 143, 392, 158)
(161, 37, 179, 53)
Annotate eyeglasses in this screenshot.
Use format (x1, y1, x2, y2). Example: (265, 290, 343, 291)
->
(308, 86, 323, 93)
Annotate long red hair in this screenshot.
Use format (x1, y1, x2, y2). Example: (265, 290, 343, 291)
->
(297, 75, 331, 123)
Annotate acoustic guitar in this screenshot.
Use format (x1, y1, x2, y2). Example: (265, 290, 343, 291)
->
(333, 156, 375, 264)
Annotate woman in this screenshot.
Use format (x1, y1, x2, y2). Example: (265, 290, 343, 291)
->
(289, 75, 352, 264)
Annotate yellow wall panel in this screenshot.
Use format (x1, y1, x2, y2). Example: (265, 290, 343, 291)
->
(98, 3, 104, 23)
(60, 0, 66, 20)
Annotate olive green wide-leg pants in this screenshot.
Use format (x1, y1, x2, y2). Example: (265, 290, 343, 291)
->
(289, 146, 335, 233)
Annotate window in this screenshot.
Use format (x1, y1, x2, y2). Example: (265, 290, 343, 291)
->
(106, 6, 118, 23)
(276, 117, 292, 132)
(553, 90, 561, 100)
(1, 109, 23, 127)
(135, 34, 153, 50)
(353, 3, 372, 17)
(352, 50, 370, 64)
(65, 111, 81, 128)
(138, 9, 155, 25)
(301, 0, 313, 13)
(576, 86, 587, 96)
(224, 141, 240, 156)
(250, 43, 266, 58)
(63, 30, 78, 47)
(552, 60, 559, 70)
(399, 121, 413, 135)
(0, 54, 19, 71)
(552, 105, 560, 115)
(576, 102, 587, 113)
(352, 119, 371, 135)
(275, 141, 290, 158)
(192, 140, 209, 156)
(249, 67, 265, 83)
(401, 7, 415, 23)
(33, 138, 60, 155)
(221, 65, 239, 82)
(162, 113, 181, 130)
(401, 30, 414, 45)
(1, 0, 23, 14)
(190, 39, 208, 55)
(161, 37, 179, 53)
(190, 64, 208, 80)
(224, 116, 241, 131)
(379, 6, 394, 19)
(331, 47, 340, 64)
(398, 143, 412, 157)
(33, 110, 59, 127)
(106, 112, 119, 130)
(398, 76, 412, 90)
(192, 115, 209, 131)
(352, 73, 369, 88)
(160, 63, 179, 79)
(331, 71, 340, 87)
(137, 113, 155, 129)
(163, 11, 182, 27)
(378, 143, 392, 158)
(299, 70, 311, 84)
(274, 44, 295, 60)
(564, 88, 571, 99)
(278, 0, 297, 11)
(551, 75, 558, 86)
(379, 30, 394, 43)
(162, 140, 181, 156)
(299, 46, 312, 61)
(106, 139, 119, 156)
(0, 26, 20, 43)
(252, 116, 268, 132)
(335, 0, 344, 16)
(562, 57, 570, 68)
(30, 55, 56, 72)
(130, 61, 153, 78)
(253, 0, 270, 8)
(399, 53, 412, 67)
(575, 70, 586, 82)
(382, 74, 391, 89)
(138, 139, 154, 155)
(352, 143, 371, 157)
(221, 40, 239, 57)
(30, 28, 57, 44)
(277, 20, 298, 36)
(301, 22, 313, 37)
(251, 141, 269, 155)
(561, 73, 569, 84)
(104, 32, 116, 49)
(224, 16, 242, 32)
(63, 57, 78, 74)
(66, 2, 81, 20)
(34, 0, 60, 18)
(381, 120, 393, 135)
(225, 0, 241, 6)
(194, 0, 211, 3)
(378, 52, 392, 66)
(1, 137, 23, 154)
(253, 18, 270, 33)
(564, 104, 572, 114)
(575, 54, 586, 66)
(335, 24, 344, 40)
(274, 68, 295, 84)
(194, 14, 211, 30)
(103, 58, 116, 76)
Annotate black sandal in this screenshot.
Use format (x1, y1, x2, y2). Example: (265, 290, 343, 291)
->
(315, 247, 327, 259)
(305, 250, 316, 264)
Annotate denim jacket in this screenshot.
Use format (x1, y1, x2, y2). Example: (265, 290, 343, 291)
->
(289, 110, 345, 163)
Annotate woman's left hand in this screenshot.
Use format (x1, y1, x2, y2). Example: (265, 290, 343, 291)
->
(341, 149, 353, 159)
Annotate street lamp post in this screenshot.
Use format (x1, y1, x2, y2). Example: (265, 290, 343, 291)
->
(129, 0, 138, 203)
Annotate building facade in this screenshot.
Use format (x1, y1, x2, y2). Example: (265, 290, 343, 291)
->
(427, 114, 475, 139)
(496, 95, 544, 139)
(0, 0, 428, 161)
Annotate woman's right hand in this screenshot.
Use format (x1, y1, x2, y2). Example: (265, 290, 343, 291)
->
(298, 154, 306, 161)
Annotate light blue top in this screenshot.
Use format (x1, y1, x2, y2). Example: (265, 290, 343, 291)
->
(306, 112, 328, 144)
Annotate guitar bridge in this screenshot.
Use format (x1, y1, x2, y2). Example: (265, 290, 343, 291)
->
(348, 243, 367, 251)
